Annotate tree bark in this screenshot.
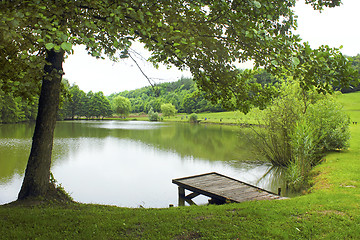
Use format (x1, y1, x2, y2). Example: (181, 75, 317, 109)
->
(18, 49, 64, 200)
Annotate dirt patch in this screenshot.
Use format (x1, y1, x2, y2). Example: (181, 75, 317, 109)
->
(194, 215, 213, 221)
(174, 231, 202, 240)
(309, 167, 333, 192)
(317, 210, 346, 216)
(3, 183, 74, 208)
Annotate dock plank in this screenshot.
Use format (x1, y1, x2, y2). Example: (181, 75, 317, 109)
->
(172, 172, 285, 204)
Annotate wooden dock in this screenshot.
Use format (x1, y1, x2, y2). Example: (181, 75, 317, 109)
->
(172, 172, 284, 206)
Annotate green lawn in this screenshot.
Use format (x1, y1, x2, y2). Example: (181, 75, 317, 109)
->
(128, 108, 264, 125)
(1, 92, 360, 239)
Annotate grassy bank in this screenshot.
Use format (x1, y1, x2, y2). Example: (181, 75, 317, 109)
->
(163, 109, 263, 125)
(125, 109, 263, 125)
(1, 93, 360, 239)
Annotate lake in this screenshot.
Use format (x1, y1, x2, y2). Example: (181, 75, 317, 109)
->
(0, 120, 288, 207)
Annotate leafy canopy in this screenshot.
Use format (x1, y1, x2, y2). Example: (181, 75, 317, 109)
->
(111, 96, 131, 117)
(1, 0, 357, 113)
(161, 103, 177, 117)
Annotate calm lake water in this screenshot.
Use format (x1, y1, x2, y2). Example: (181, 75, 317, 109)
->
(0, 121, 287, 207)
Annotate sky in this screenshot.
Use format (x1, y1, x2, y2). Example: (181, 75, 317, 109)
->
(63, 1, 360, 95)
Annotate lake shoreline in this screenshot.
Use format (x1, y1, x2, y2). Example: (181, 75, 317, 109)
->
(1, 92, 360, 238)
(60, 116, 264, 128)
(1, 120, 277, 207)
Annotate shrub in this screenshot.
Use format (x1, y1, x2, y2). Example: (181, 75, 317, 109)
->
(305, 98, 350, 151)
(250, 82, 350, 190)
(285, 160, 305, 191)
(161, 103, 177, 117)
(148, 107, 160, 121)
(189, 113, 198, 123)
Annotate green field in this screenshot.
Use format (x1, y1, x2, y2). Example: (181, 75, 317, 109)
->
(1, 92, 360, 239)
(127, 108, 264, 125)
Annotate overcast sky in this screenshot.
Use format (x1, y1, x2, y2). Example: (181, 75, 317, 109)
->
(63, 1, 360, 95)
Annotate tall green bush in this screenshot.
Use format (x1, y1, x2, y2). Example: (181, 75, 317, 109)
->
(111, 95, 131, 118)
(250, 82, 350, 189)
(148, 107, 160, 121)
(189, 113, 198, 123)
(305, 98, 350, 151)
(287, 118, 317, 189)
(161, 103, 177, 117)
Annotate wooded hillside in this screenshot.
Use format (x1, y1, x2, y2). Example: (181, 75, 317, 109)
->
(2, 54, 359, 123)
(108, 77, 225, 114)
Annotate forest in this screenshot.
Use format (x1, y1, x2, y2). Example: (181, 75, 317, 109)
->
(0, 65, 287, 122)
(1, 55, 359, 123)
(0, 69, 271, 122)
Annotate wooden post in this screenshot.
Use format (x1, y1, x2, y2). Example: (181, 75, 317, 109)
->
(178, 187, 185, 206)
(178, 187, 185, 198)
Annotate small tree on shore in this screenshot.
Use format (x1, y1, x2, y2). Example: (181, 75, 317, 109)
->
(148, 107, 160, 121)
(112, 96, 131, 118)
(189, 113, 198, 123)
(161, 103, 177, 118)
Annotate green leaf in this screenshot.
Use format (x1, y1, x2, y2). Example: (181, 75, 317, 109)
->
(173, 43, 180, 47)
(292, 57, 300, 66)
(271, 60, 278, 66)
(60, 42, 72, 51)
(253, 1, 261, 8)
(245, 31, 252, 38)
(45, 43, 55, 50)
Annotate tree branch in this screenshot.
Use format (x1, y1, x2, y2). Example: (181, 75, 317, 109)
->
(128, 52, 155, 88)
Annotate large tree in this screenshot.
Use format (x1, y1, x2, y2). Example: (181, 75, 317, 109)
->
(111, 95, 131, 117)
(0, 0, 357, 201)
(161, 103, 177, 117)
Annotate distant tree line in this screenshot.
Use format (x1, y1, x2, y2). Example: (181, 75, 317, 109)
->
(1, 56, 359, 123)
(340, 54, 360, 93)
(0, 88, 38, 123)
(58, 83, 112, 120)
(108, 77, 225, 114)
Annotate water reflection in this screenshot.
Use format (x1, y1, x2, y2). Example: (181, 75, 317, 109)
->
(0, 121, 287, 207)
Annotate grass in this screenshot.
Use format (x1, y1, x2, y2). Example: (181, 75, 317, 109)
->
(124, 108, 264, 125)
(1, 92, 360, 239)
(164, 110, 262, 125)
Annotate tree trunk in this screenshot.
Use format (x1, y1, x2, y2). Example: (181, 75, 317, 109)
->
(18, 49, 64, 200)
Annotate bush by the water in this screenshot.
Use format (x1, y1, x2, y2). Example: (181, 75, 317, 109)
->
(189, 113, 198, 123)
(148, 107, 160, 121)
(251, 82, 350, 189)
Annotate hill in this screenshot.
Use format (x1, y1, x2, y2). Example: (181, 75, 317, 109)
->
(108, 77, 225, 114)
